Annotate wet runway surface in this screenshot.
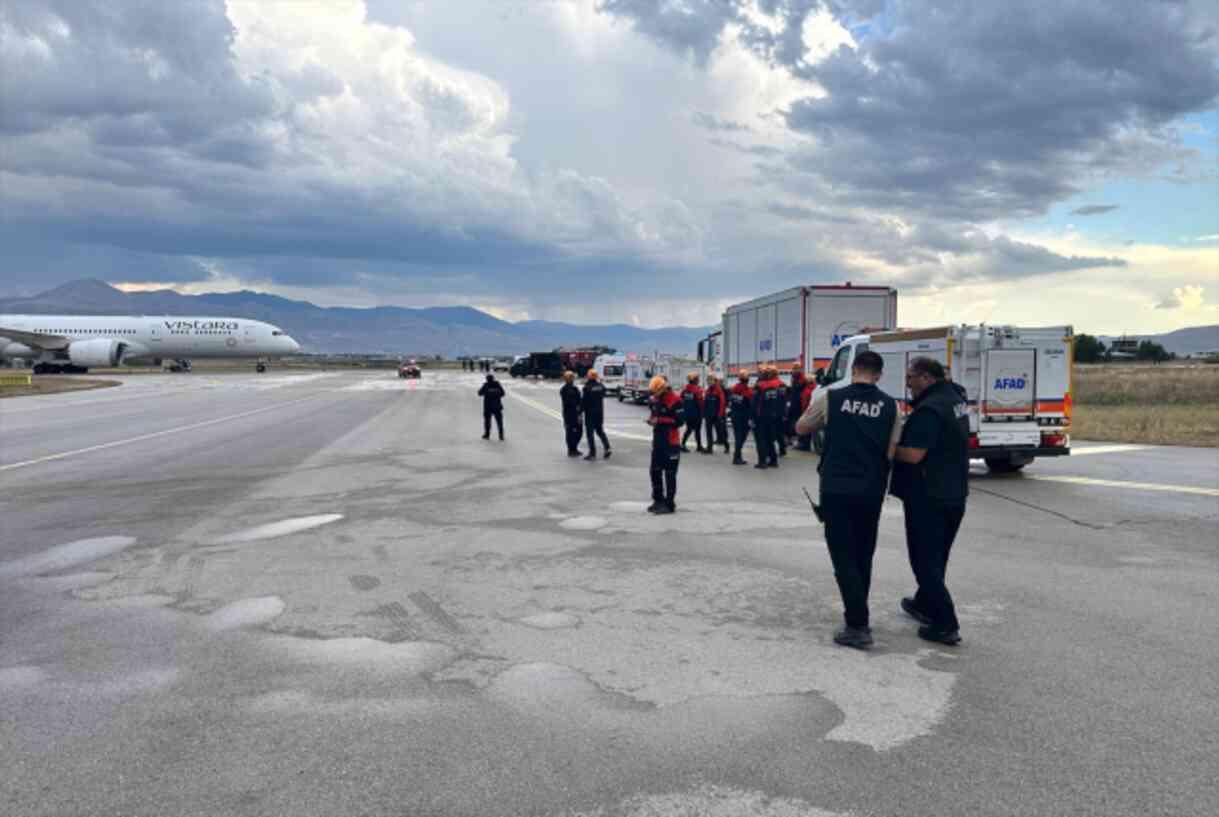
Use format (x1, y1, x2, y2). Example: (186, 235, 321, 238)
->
(2, 371, 1217, 816)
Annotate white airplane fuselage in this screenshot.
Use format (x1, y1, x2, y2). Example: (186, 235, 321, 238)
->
(0, 314, 301, 371)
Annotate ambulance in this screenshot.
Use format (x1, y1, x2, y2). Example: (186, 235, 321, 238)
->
(823, 325, 1073, 472)
(592, 353, 626, 395)
(620, 354, 655, 404)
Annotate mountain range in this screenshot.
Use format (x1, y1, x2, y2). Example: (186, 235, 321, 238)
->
(1098, 326, 1219, 357)
(0, 280, 715, 357)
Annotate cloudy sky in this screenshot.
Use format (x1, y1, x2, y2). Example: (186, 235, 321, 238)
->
(2, 0, 1216, 333)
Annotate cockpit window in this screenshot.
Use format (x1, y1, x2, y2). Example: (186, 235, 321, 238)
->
(272, 330, 283, 336)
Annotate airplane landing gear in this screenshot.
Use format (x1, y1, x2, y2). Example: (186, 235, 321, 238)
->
(256, 361, 267, 373)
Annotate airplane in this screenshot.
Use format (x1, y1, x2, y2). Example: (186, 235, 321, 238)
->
(0, 315, 301, 374)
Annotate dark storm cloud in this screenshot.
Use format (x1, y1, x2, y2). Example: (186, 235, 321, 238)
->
(1070, 204, 1120, 216)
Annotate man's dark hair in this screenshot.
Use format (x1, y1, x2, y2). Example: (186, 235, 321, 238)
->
(852, 350, 884, 375)
(909, 356, 946, 380)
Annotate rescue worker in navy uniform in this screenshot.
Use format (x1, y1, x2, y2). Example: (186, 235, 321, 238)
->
(702, 373, 729, 454)
(679, 373, 706, 452)
(892, 356, 970, 645)
(581, 370, 612, 460)
(559, 370, 584, 457)
(478, 373, 506, 440)
(753, 365, 785, 468)
(786, 366, 808, 447)
(797, 351, 902, 648)
(728, 370, 753, 465)
(646, 375, 683, 514)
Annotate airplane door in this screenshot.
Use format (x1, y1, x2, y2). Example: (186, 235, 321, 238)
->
(149, 324, 163, 346)
(243, 325, 257, 347)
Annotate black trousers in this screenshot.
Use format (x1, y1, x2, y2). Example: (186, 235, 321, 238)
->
(730, 414, 751, 459)
(704, 416, 728, 449)
(484, 409, 503, 437)
(822, 493, 884, 629)
(902, 498, 966, 632)
(772, 416, 787, 455)
(649, 444, 680, 504)
(564, 417, 583, 454)
(585, 417, 610, 454)
(682, 419, 703, 449)
(754, 416, 775, 464)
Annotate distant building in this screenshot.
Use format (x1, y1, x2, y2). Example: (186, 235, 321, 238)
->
(1108, 337, 1140, 360)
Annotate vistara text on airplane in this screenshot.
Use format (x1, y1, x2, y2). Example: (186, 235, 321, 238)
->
(0, 315, 301, 374)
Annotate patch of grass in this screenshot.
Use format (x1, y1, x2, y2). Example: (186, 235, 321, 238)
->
(1074, 364, 1219, 406)
(0, 377, 120, 399)
(1071, 404, 1219, 447)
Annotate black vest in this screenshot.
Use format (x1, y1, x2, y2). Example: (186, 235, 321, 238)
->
(903, 380, 970, 502)
(582, 381, 606, 417)
(820, 383, 897, 498)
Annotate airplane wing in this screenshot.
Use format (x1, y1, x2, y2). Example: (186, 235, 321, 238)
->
(0, 326, 71, 350)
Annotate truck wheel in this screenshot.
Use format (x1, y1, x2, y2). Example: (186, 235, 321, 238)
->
(985, 457, 1026, 473)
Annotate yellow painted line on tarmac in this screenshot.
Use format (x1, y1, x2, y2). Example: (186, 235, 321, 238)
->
(0, 394, 321, 472)
(1027, 474, 1219, 497)
(509, 392, 653, 442)
(1068, 444, 1149, 456)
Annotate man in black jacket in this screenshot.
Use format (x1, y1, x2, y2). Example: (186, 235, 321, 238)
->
(797, 351, 901, 648)
(582, 370, 612, 459)
(892, 357, 971, 646)
(560, 371, 584, 457)
(478, 374, 505, 440)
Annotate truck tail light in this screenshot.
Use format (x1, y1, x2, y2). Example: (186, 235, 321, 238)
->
(1063, 392, 1072, 421)
(1042, 432, 1067, 447)
(968, 434, 981, 449)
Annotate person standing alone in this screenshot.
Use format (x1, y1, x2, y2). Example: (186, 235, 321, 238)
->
(582, 370, 612, 460)
(560, 371, 584, 457)
(478, 373, 506, 440)
(646, 375, 683, 514)
(892, 357, 971, 646)
(796, 351, 900, 648)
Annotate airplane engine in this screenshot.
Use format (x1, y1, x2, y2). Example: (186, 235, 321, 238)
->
(68, 338, 126, 368)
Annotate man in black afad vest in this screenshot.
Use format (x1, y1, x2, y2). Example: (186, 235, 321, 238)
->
(478, 373, 505, 440)
(560, 371, 584, 457)
(892, 356, 970, 646)
(581, 370, 611, 460)
(796, 351, 901, 648)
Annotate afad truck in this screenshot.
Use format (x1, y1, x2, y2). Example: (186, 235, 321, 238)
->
(716, 285, 898, 380)
(823, 325, 1073, 472)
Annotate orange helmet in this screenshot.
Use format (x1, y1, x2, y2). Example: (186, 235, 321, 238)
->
(649, 375, 668, 394)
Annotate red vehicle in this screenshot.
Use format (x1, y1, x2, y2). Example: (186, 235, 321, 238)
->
(398, 360, 422, 379)
(556, 346, 613, 377)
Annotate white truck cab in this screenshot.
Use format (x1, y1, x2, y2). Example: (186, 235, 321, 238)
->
(823, 325, 1073, 472)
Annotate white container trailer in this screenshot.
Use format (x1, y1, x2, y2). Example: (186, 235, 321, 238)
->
(721, 285, 897, 378)
(824, 325, 1073, 471)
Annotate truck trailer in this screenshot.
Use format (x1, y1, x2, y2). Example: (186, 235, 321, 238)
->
(823, 325, 1073, 471)
(720, 285, 897, 379)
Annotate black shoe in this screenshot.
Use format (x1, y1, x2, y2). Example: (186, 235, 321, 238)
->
(482, 433, 490, 439)
(647, 501, 663, 513)
(769, 461, 779, 468)
(754, 463, 769, 469)
(732, 457, 746, 465)
(834, 626, 874, 649)
(900, 597, 932, 626)
(721, 446, 730, 454)
(603, 449, 611, 459)
(568, 450, 582, 457)
(583, 453, 596, 461)
(653, 502, 674, 515)
(778, 450, 787, 457)
(499, 435, 504, 441)
(680, 445, 691, 452)
(918, 626, 961, 646)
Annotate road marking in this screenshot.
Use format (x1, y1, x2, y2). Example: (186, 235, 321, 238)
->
(0, 394, 321, 472)
(1028, 474, 1219, 497)
(1068, 444, 1149, 456)
(508, 392, 653, 441)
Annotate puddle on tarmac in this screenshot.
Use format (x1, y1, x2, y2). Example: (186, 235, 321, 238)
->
(0, 536, 137, 579)
(213, 514, 343, 544)
(520, 612, 581, 629)
(206, 596, 286, 630)
(263, 635, 457, 675)
(559, 516, 608, 531)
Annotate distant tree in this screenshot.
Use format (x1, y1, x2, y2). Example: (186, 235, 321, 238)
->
(1074, 334, 1107, 363)
(1135, 340, 1170, 363)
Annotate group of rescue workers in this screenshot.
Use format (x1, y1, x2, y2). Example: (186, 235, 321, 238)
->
(476, 352, 970, 650)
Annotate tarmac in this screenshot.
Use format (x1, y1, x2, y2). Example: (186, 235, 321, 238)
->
(1, 370, 1216, 816)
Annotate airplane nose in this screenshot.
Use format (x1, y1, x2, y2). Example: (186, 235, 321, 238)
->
(288, 337, 301, 353)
